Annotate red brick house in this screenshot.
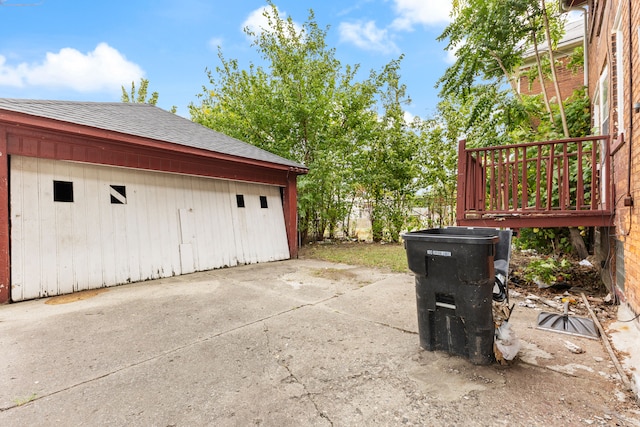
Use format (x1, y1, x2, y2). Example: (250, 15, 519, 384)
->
(518, 18, 586, 100)
(456, 0, 640, 319)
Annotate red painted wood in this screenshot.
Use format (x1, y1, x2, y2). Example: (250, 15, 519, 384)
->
(0, 127, 9, 303)
(457, 135, 614, 229)
(535, 145, 542, 209)
(577, 142, 584, 208)
(5, 126, 300, 187)
(456, 140, 467, 221)
(521, 147, 528, 209)
(512, 148, 519, 209)
(546, 144, 554, 210)
(457, 212, 614, 228)
(283, 173, 299, 258)
(592, 140, 598, 209)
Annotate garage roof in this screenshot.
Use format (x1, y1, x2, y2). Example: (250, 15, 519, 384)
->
(0, 98, 307, 170)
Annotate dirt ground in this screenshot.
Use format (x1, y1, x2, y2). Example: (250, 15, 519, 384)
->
(508, 250, 619, 327)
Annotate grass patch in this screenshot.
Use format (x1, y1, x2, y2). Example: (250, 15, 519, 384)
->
(300, 242, 409, 273)
(13, 393, 37, 406)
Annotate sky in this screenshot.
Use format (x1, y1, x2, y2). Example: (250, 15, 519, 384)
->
(0, 0, 455, 119)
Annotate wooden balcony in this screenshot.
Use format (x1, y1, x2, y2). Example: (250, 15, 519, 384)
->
(456, 136, 614, 229)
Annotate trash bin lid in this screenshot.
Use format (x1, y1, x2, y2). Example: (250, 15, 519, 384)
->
(402, 229, 500, 245)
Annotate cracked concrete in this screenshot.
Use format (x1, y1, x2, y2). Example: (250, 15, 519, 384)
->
(0, 259, 638, 426)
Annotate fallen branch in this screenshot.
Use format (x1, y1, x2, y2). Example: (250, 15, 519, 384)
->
(580, 293, 632, 391)
(526, 294, 563, 311)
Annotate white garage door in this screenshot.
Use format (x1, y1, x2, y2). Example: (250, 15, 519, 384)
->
(10, 156, 290, 301)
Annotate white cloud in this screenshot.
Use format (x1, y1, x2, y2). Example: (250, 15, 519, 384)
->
(339, 20, 399, 54)
(0, 56, 23, 87)
(403, 110, 416, 124)
(0, 43, 144, 93)
(208, 37, 224, 50)
(242, 6, 302, 38)
(391, 0, 452, 31)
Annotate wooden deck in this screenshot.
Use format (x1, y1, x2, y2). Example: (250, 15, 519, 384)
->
(456, 136, 614, 229)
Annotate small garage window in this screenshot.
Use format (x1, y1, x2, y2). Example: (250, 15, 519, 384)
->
(260, 196, 268, 209)
(110, 185, 127, 204)
(236, 194, 245, 208)
(53, 180, 74, 202)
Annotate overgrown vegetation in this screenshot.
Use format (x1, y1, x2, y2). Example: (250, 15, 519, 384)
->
(300, 242, 408, 273)
(438, 0, 588, 146)
(437, 0, 591, 255)
(522, 257, 572, 285)
(190, 2, 453, 244)
(185, 0, 591, 255)
(515, 227, 582, 254)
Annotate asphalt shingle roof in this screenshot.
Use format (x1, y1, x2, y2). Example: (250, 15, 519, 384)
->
(0, 98, 306, 170)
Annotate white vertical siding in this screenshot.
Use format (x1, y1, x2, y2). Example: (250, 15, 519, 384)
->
(83, 167, 103, 290)
(10, 157, 291, 301)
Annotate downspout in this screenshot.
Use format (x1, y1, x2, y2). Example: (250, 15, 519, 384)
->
(581, 6, 588, 87)
(560, 2, 588, 87)
(625, 0, 634, 207)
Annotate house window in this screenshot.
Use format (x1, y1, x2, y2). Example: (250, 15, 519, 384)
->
(260, 196, 268, 209)
(110, 185, 127, 204)
(614, 6, 625, 139)
(593, 66, 610, 207)
(593, 66, 609, 136)
(53, 180, 74, 202)
(236, 194, 245, 208)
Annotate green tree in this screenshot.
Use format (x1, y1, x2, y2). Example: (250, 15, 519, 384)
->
(121, 78, 178, 113)
(438, 0, 578, 145)
(421, 100, 463, 221)
(190, 2, 423, 242)
(121, 78, 159, 105)
(438, 0, 591, 256)
(358, 58, 422, 241)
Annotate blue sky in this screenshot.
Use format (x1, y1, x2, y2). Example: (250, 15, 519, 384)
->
(0, 0, 454, 118)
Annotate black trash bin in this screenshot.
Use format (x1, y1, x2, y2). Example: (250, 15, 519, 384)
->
(402, 227, 503, 365)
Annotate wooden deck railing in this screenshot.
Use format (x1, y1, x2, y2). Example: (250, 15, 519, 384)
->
(456, 136, 614, 228)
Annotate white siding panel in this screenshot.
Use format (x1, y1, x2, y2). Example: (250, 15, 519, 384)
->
(142, 170, 163, 280)
(178, 208, 196, 274)
(215, 179, 236, 268)
(243, 183, 262, 264)
(179, 243, 195, 274)
(123, 173, 141, 284)
(260, 186, 289, 261)
(259, 186, 289, 261)
(191, 178, 210, 271)
(53, 161, 76, 296)
(83, 166, 104, 289)
(19, 157, 42, 300)
(110, 171, 132, 285)
(133, 172, 153, 282)
(69, 163, 89, 292)
(38, 159, 58, 298)
(9, 156, 25, 301)
(165, 174, 182, 277)
(228, 181, 248, 265)
(98, 167, 117, 287)
(10, 157, 291, 301)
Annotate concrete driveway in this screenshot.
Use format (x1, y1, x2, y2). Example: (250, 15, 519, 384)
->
(0, 259, 638, 426)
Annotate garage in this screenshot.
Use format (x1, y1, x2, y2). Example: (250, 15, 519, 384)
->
(0, 99, 307, 303)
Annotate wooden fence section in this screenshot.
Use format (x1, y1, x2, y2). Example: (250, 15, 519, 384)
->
(456, 136, 614, 228)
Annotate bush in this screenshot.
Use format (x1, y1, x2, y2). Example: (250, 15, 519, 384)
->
(515, 227, 573, 254)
